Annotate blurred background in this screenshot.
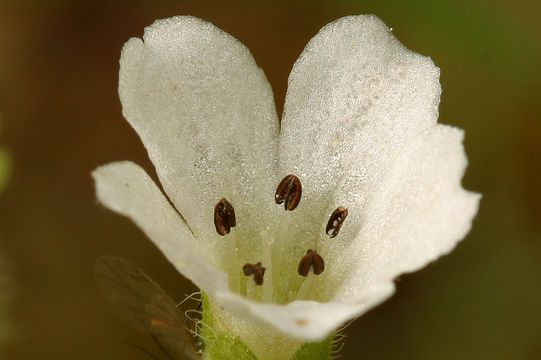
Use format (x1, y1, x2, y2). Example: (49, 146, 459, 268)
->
(0, 0, 539, 359)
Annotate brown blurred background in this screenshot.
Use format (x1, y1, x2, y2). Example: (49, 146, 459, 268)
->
(0, 0, 540, 359)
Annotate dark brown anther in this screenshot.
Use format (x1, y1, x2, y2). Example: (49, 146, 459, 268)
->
(275, 174, 302, 211)
(214, 198, 236, 236)
(325, 206, 348, 238)
(243, 262, 266, 285)
(298, 249, 325, 277)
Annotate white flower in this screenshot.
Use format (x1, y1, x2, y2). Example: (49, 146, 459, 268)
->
(93, 14, 480, 359)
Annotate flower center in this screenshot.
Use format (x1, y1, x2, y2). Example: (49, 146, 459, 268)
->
(213, 175, 348, 304)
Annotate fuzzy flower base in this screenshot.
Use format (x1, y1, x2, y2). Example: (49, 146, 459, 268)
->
(93, 14, 479, 359)
(200, 293, 335, 360)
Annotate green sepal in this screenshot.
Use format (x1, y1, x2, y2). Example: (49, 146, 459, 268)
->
(203, 333, 258, 360)
(290, 333, 335, 360)
(200, 292, 257, 360)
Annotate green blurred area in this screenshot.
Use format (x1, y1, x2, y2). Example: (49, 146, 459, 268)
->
(0, 0, 539, 359)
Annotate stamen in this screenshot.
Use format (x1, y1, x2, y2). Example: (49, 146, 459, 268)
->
(243, 262, 266, 285)
(214, 198, 236, 236)
(260, 230, 274, 302)
(326, 206, 348, 238)
(275, 174, 302, 211)
(298, 249, 325, 276)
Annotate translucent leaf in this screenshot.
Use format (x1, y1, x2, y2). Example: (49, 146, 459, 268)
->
(95, 256, 200, 360)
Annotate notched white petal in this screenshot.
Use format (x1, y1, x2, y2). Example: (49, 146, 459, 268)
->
(279, 15, 443, 251)
(119, 16, 280, 247)
(92, 161, 226, 293)
(335, 125, 480, 298)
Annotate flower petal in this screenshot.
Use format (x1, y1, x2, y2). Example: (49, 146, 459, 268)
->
(278, 15, 442, 252)
(92, 161, 226, 289)
(213, 281, 394, 342)
(119, 16, 279, 246)
(334, 125, 480, 298)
